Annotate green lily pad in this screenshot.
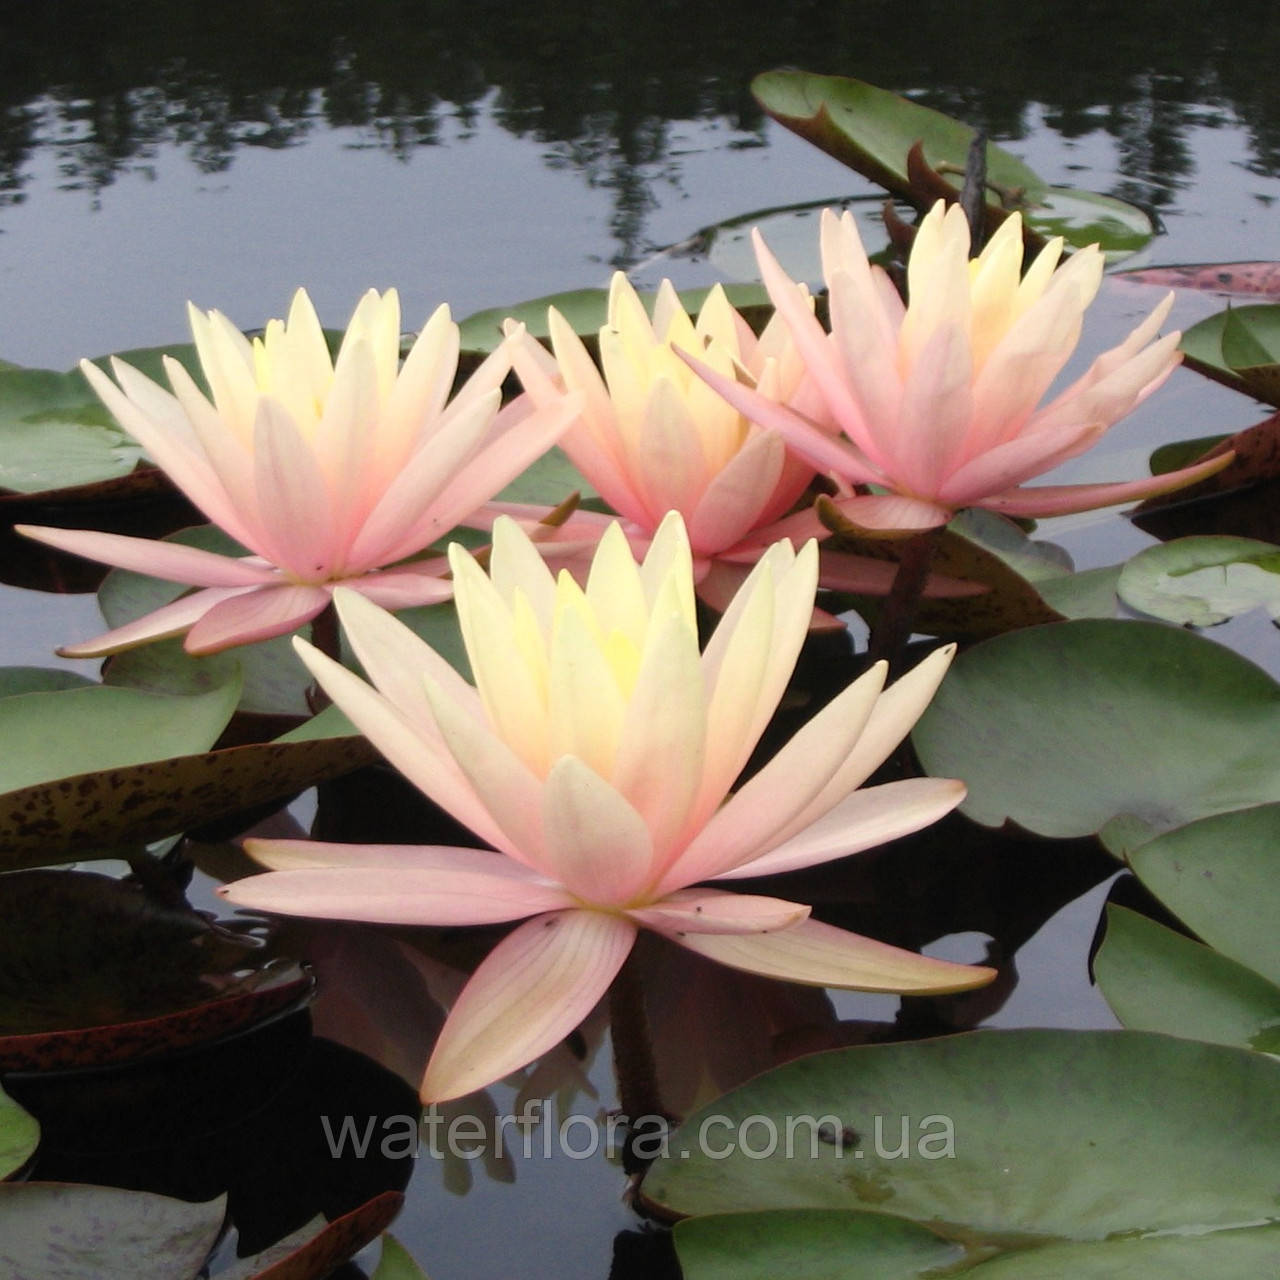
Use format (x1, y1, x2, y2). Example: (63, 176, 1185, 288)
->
(750, 71, 1152, 255)
(458, 283, 774, 353)
(1118, 535, 1280, 625)
(0, 667, 96, 697)
(1124, 805, 1280, 987)
(652, 199, 885, 286)
(0, 676, 239, 795)
(1148, 434, 1232, 476)
(488, 443, 598, 508)
(0, 681, 374, 868)
(98, 526, 315, 716)
(373, 1234, 432, 1279)
(0, 1084, 39, 1180)
(1019, 186, 1156, 258)
(1180, 305, 1280, 406)
(752, 70, 1043, 207)
(100, 526, 471, 715)
(912, 619, 1280, 838)
(1095, 904, 1280, 1052)
(968, 1223, 1280, 1278)
(0, 1183, 225, 1279)
(642, 1030, 1280, 1246)
(675, 1209, 965, 1279)
(0, 343, 208, 500)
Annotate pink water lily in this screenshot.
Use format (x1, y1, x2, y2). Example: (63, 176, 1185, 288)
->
(685, 202, 1232, 535)
(500, 273, 979, 614)
(220, 512, 993, 1102)
(18, 289, 576, 655)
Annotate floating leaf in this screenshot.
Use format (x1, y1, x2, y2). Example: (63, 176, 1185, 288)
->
(1095, 904, 1280, 1052)
(373, 1234, 432, 1280)
(750, 71, 1153, 255)
(100, 526, 470, 714)
(967, 1224, 1280, 1278)
(0, 869, 314, 1071)
(0, 676, 239, 795)
(0, 693, 374, 868)
(1180, 305, 1280, 405)
(222, 1192, 405, 1280)
(1122, 805, 1280, 986)
(0, 1084, 39, 1180)
(1113, 262, 1280, 296)
(912, 619, 1280, 838)
(0, 342, 208, 502)
(833, 508, 1112, 639)
(647, 199, 884, 286)
(489, 443, 598, 507)
(0, 1183, 225, 1280)
(675, 1209, 964, 1280)
(642, 1030, 1280, 1253)
(1138, 411, 1280, 525)
(752, 70, 1043, 206)
(1118, 535, 1280, 624)
(457, 283, 773, 353)
(0, 667, 95, 697)
(1018, 186, 1155, 258)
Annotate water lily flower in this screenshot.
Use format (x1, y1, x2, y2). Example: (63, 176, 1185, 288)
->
(17, 289, 576, 655)
(220, 512, 993, 1102)
(498, 273, 978, 613)
(684, 202, 1232, 535)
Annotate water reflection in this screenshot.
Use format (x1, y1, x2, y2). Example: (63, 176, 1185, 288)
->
(4, 0, 1278, 260)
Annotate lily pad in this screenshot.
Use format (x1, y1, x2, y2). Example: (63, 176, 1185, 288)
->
(1139, 411, 1280, 521)
(750, 71, 1153, 255)
(649, 199, 886, 287)
(0, 1183, 225, 1280)
(0, 342, 208, 502)
(967, 1224, 1280, 1278)
(642, 1030, 1280, 1248)
(1123, 805, 1280, 986)
(221, 1191, 405, 1280)
(832, 508, 1113, 639)
(0, 667, 95, 697)
(1118, 535, 1280, 624)
(0, 689, 374, 868)
(675, 1209, 965, 1279)
(0, 868, 314, 1071)
(1113, 262, 1280, 296)
(752, 70, 1043, 206)
(1095, 904, 1280, 1052)
(0, 675, 239, 795)
(1180, 305, 1280, 405)
(458, 283, 773, 354)
(0, 1084, 39, 1180)
(99, 526, 471, 715)
(912, 619, 1280, 838)
(373, 1234, 432, 1279)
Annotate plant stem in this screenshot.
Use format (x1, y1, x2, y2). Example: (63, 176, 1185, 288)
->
(306, 599, 340, 712)
(867, 529, 941, 675)
(608, 946, 667, 1173)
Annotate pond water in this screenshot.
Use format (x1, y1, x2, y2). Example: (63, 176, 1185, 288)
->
(3, 3, 1279, 1277)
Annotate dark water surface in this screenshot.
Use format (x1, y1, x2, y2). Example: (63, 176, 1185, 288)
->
(2, 2, 1279, 1276)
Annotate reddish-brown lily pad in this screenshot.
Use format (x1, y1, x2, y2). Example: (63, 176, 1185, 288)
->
(0, 696, 376, 868)
(224, 1191, 405, 1280)
(0, 869, 313, 1072)
(1113, 262, 1280, 296)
